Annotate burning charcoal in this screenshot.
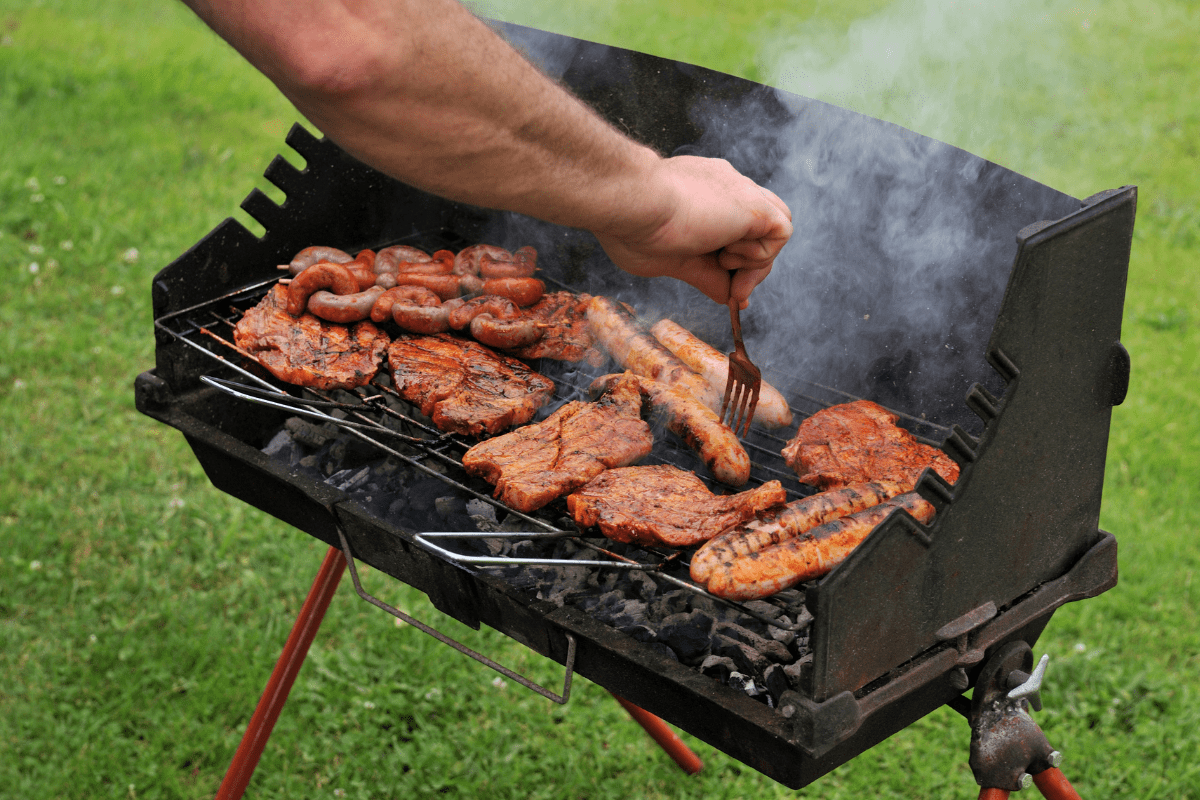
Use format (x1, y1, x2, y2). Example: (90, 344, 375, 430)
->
(762, 664, 790, 705)
(712, 634, 768, 676)
(741, 600, 783, 620)
(727, 672, 768, 702)
(466, 499, 501, 532)
(284, 417, 338, 449)
(551, 538, 583, 559)
(783, 654, 812, 691)
(646, 590, 691, 621)
(616, 622, 657, 643)
(699, 655, 737, 683)
(298, 454, 320, 471)
(713, 622, 792, 664)
(768, 616, 797, 648)
(626, 570, 659, 601)
(644, 642, 679, 662)
(262, 429, 303, 465)
(655, 610, 713, 664)
(508, 539, 539, 558)
(329, 466, 371, 492)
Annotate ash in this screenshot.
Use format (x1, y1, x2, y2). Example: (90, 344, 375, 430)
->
(262, 411, 813, 708)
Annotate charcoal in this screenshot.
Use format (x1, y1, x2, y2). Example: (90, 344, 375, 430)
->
(385, 498, 408, 520)
(466, 499, 501, 532)
(769, 616, 797, 648)
(329, 466, 371, 492)
(742, 600, 783, 620)
(728, 672, 768, 702)
(620, 599, 647, 621)
(262, 429, 303, 465)
(285, 417, 338, 449)
(435, 496, 464, 520)
(762, 664, 790, 704)
(298, 454, 320, 471)
(713, 622, 792, 664)
(551, 538, 583, 559)
(508, 539, 539, 558)
(783, 654, 812, 690)
(699, 655, 737, 683)
(327, 436, 380, 469)
(625, 570, 660, 601)
(617, 622, 657, 643)
(656, 611, 713, 664)
(646, 590, 691, 621)
(374, 455, 403, 477)
(712, 634, 768, 676)
(644, 642, 678, 662)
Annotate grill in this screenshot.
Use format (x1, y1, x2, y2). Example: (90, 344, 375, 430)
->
(134, 21, 1134, 792)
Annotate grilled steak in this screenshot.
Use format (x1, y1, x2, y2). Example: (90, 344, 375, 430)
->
(461, 373, 653, 511)
(386, 333, 554, 436)
(233, 284, 389, 390)
(566, 464, 786, 547)
(702, 492, 936, 600)
(782, 400, 960, 490)
(503, 291, 601, 364)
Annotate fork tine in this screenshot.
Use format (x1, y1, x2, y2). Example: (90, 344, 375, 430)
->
(721, 297, 762, 439)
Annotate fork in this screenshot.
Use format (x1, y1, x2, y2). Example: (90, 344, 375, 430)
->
(719, 296, 761, 438)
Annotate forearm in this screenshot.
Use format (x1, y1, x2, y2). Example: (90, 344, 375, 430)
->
(182, 0, 665, 239)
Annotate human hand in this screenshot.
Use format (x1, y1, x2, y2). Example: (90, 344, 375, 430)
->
(593, 155, 793, 307)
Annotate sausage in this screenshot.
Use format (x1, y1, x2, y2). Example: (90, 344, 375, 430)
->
(482, 277, 545, 307)
(470, 315, 543, 349)
(307, 286, 385, 323)
(370, 285, 442, 323)
(286, 262, 360, 316)
(392, 301, 453, 334)
(375, 245, 430, 273)
(345, 257, 378, 292)
(447, 295, 520, 330)
(689, 481, 908, 584)
(703, 493, 936, 600)
(387, 273, 469, 301)
(288, 246, 353, 276)
(479, 253, 537, 279)
(591, 372, 749, 487)
(513, 245, 537, 270)
(650, 319, 793, 429)
(453, 244, 512, 276)
(353, 249, 376, 270)
(585, 296, 720, 411)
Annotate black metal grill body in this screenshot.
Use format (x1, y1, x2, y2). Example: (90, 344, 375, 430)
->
(135, 22, 1133, 789)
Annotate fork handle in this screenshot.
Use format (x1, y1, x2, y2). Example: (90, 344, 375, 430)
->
(728, 297, 745, 348)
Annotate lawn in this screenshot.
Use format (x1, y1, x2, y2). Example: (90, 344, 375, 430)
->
(1, 0, 1197, 798)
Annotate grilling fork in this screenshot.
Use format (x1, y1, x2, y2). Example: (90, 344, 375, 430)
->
(719, 296, 761, 438)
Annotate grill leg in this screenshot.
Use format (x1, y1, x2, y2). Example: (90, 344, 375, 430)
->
(215, 545, 347, 800)
(610, 692, 703, 775)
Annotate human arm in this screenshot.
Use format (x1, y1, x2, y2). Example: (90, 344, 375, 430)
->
(179, 0, 792, 305)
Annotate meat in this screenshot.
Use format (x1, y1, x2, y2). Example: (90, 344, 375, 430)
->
(234, 284, 389, 390)
(689, 481, 908, 584)
(462, 373, 653, 511)
(701, 492, 936, 600)
(782, 400, 961, 490)
(386, 333, 555, 437)
(649, 318, 793, 429)
(503, 291, 600, 364)
(585, 296, 720, 410)
(567, 465, 787, 548)
(590, 373, 750, 487)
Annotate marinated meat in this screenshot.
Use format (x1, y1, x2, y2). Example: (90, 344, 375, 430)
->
(702, 492, 936, 600)
(462, 373, 652, 511)
(566, 464, 786, 547)
(782, 400, 960, 490)
(585, 296, 720, 409)
(233, 284, 389, 390)
(504, 291, 600, 364)
(689, 480, 908, 584)
(386, 333, 554, 436)
(590, 373, 750, 487)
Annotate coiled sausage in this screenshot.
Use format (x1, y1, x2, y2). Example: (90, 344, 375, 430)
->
(479, 253, 537, 279)
(307, 286, 385, 323)
(286, 262, 359, 316)
(288, 246, 353, 276)
(481, 277, 545, 307)
(453, 244, 512, 276)
(370, 285, 442, 324)
(447, 295, 520, 329)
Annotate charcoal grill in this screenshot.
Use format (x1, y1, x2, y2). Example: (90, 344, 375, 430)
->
(134, 21, 1134, 793)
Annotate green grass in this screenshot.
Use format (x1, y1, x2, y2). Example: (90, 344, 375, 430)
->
(2, 0, 1198, 797)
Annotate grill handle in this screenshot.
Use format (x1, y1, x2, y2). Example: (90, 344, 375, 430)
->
(334, 525, 577, 704)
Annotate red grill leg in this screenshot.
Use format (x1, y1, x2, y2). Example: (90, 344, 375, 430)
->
(610, 692, 704, 775)
(215, 545, 347, 800)
(1032, 767, 1082, 800)
(978, 789, 1010, 800)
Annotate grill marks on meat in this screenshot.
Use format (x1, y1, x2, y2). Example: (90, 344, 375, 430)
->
(233, 285, 389, 390)
(702, 492, 936, 600)
(689, 480, 908, 584)
(462, 373, 652, 511)
(566, 464, 786, 547)
(387, 333, 554, 436)
(504, 291, 600, 364)
(783, 400, 960, 490)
